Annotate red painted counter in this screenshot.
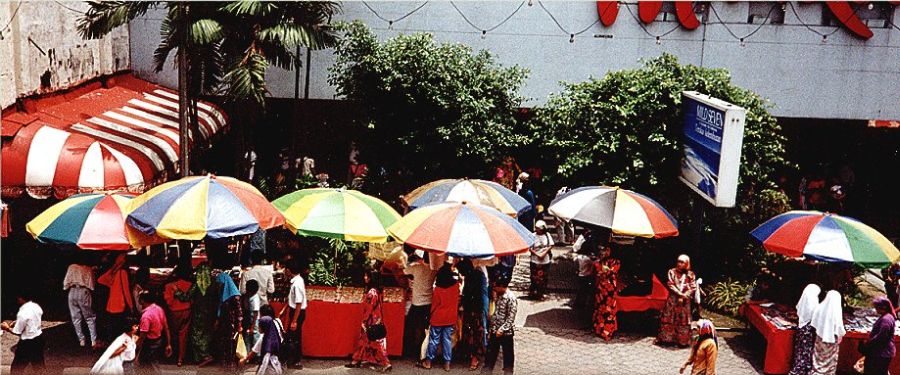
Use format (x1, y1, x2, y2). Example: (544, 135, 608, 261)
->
(744, 304, 900, 374)
(270, 287, 405, 358)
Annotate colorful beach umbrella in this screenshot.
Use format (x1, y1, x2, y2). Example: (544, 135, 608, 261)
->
(403, 178, 531, 217)
(272, 188, 401, 243)
(388, 201, 535, 258)
(127, 175, 284, 240)
(751, 210, 900, 267)
(26, 193, 163, 250)
(547, 186, 678, 238)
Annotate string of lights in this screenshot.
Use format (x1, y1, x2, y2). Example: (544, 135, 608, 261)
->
(53, 1, 84, 15)
(707, 3, 778, 44)
(449, 1, 526, 35)
(357, 1, 895, 45)
(0, 1, 22, 39)
(361, 1, 429, 27)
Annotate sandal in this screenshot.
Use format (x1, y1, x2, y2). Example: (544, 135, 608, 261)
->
(416, 361, 432, 369)
(469, 360, 480, 371)
(345, 362, 362, 368)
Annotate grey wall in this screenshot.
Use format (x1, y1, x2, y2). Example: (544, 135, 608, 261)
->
(129, 1, 900, 120)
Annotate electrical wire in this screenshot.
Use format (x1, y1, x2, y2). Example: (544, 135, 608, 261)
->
(362, 1, 429, 25)
(449, 1, 525, 34)
(708, 3, 778, 41)
(1, 1, 22, 36)
(536, 0, 600, 36)
(622, 2, 681, 39)
(786, 2, 842, 38)
(887, 20, 900, 32)
(53, 1, 84, 14)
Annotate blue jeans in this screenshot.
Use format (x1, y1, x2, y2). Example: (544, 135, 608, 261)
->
(425, 325, 454, 363)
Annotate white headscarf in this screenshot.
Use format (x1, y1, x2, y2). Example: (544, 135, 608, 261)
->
(796, 284, 821, 328)
(810, 290, 846, 343)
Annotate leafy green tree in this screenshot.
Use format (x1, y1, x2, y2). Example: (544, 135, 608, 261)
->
(530, 54, 792, 278)
(328, 22, 529, 192)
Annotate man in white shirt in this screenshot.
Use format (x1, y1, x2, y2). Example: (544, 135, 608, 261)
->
(282, 262, 308, 369)
(240, 251, 275, 305)
(529, 220, 554, 300)
(402, 252, 437, 359)
(1, 291, 45, 374)
(63, 260, 98, 348)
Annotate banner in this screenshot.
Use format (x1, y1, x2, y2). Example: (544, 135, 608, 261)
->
(679, 91, 746, 207)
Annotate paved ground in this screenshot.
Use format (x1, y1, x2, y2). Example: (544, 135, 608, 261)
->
(1, 246, 767, 374)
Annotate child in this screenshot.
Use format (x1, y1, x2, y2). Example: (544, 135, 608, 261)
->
(419, 265, 460, 371)
(572, 249, 595, 308)
(91, 317, 138, 374)
(483, 282, 517, 372)
(242, 280, 261, 353)
(241, 305, 284, 374)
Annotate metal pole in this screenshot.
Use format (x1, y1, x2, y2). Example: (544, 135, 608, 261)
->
(304, 47, 312, 99)
(177, 3, 190, 177)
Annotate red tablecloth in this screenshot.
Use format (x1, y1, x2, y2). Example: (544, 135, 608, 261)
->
(616, 274, 668, 312)
(744, 304, 900, 374)
(270, 299, 405, 358)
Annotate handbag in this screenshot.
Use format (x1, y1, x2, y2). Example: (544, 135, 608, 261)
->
(366, 293, 387, 341)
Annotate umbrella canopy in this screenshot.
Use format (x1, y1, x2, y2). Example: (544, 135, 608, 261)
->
(272, 188, 401, 243)
(403, 178, 531, 217)
(751, 210, 900, 267)
(388, 201, 534, 258)
(127, 175, 284, 240)
(548, 186, 678, 238)
(26, 193, 163, 250)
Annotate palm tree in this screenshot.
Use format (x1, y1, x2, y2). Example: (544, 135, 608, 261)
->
(79, 1, 339, 177)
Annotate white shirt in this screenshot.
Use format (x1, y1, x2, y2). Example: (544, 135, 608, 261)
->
(13, 301, 43, 340)
(403, 262, 437, 306)
(572, 235, 586, 253)
(530, 232, 554, 265)
(120, 333, 137, 362)
(288, 275, 307, 310)
(63, 264, 95, 290)
(574, 254, 595, 277)
(249, 294, 261, 314)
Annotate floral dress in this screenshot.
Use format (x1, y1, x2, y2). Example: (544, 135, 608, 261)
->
(188, 265, 215, 362)
(789, 324, 817, 375)
(658, 268, 696, 346)
(351, 288, 390, 367)
(458, 270, 488, 362)
(592, 257, 621, 340)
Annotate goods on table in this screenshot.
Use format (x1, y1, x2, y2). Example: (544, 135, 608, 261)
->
(759, 305, 900, 335)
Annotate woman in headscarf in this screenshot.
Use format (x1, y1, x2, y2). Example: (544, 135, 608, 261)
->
(593, 246, 620, 340)
(187, 264, 215, 366)
(215, 271, 242, 370)
(529, 220, 554, 300)
(457, 259, 488, 371)
(859, 296, 896, 375)
(658, 254, 697, 347)
(789, 284, 821, 375)
(680, 319, 718, 375)
(346, 269, 391, 372)
(810, 290, 846, 375)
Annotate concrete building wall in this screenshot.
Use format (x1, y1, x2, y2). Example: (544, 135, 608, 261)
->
(0, 2, 130, 109)
(129, 2, 900, 120)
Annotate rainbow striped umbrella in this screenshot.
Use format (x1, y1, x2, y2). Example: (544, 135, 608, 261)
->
(272, 188, 401, 243)
(548, 186, 678, 238)
(403, 178, 531, 217)
(26, 193, 164, 250)
(388, 202, 534, 257)
(127, 175, 285, 240)
(751, 210, 900, 267)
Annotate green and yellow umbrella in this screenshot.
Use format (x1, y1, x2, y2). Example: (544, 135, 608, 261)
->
(272, 188, 401, 243)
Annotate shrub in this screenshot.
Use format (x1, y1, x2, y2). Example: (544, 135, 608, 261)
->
(705, 279, 753, 316)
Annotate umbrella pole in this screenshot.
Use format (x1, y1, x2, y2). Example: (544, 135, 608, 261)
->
(334, 245, 339, 286)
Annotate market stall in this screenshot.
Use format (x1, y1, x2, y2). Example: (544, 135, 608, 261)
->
(744, 303, 900, 374)
(269, 285, 406, 357)
(616, 274, 668, 312)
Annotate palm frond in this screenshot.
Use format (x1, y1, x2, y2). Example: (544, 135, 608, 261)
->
(221, 1, 276, 16)
(190, 19, 224, 45)
(79, 1, 157, 39)
(222, 50, 269, 105)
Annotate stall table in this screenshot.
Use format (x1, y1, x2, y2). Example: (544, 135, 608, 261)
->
(616, 274, 668, 312)
(744, 304, 900, 374)
(270, 285, 406, 358)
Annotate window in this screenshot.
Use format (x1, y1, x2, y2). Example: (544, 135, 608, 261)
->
(748, 2, 784, 25)
(823, 3, 894, 29)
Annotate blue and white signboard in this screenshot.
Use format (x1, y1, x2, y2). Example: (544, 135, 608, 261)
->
(679, 91, 746, 207)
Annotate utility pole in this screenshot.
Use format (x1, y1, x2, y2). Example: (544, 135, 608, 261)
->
(177, 3, 190, 177)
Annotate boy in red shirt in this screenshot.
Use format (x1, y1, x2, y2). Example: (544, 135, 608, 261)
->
(420, 265, 460, 371)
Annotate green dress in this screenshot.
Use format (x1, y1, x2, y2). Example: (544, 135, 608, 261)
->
(188, 269, 216, 362)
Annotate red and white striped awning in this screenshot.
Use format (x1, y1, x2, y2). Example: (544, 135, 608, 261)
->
(1, 73, 228, 199)
(868, 120, 900, 129)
